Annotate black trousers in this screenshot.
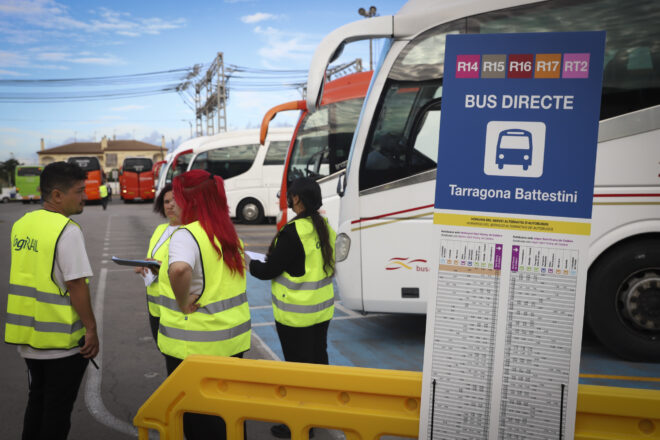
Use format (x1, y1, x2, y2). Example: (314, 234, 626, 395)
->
(147, 312, 159, 345)
(164, 352, 245, 440)
(276, 320, 330, 364)
(22, 353, 89, 440)
(101, 196, 108, 210)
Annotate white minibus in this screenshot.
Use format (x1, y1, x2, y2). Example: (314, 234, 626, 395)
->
(158, 128, 293, 223)
(306, 0, 660, 361)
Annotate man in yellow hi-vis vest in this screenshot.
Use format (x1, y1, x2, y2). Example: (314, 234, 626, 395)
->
(5, 161, 99, 440)
(99, 180, 108, 210)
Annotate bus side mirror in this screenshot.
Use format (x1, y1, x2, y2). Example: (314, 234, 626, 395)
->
(337, 171, 346, 197)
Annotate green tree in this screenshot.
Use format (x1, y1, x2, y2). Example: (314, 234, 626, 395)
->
(0, 158, 21, 186)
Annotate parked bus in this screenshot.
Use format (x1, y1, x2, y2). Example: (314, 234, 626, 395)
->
(155, 137, 211, 195)
(67, 156, 103, 202)
(305, 0, 660, 361)
(260, 71, 373, 230)
(15, 165, 42, 203)
(119, 157, 155, 202)
(157, 128, 294, 223)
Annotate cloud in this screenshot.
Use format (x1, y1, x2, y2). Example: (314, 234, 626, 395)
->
(0, 68, 24, 76)
(109, 105, 147, 112)
(241, 12, 279, 24)
(86, 8, 187, 37)
(70, 54, 125, 65)
(0, 49, 30, 67)
(0, 1, 186, 40)
(253, 27, 317, 62)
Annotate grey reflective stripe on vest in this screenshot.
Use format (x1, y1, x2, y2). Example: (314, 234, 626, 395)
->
(273, 275, 333, 291)
(151, 293, 247, 314)
(6, 312, 83, 334)
(197, 292, 247, 315)
(159, 319, 251, 343)
(9, 284, 70, 306)
(151, 295, 180, 313)
(271, 293, 334, 314)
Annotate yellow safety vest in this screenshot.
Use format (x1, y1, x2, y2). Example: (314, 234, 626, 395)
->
(271, 217, 335, 327)
(99, 185, 108, 198)
(5, 210, 85, 349)
(157, 221, 251, 359)
(145, 223, 171, 317)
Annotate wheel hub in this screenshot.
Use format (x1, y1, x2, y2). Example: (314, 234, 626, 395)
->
(242, 203, 258, 221)
(622, 271, 660, 331)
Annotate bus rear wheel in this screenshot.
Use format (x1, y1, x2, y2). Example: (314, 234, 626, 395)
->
(237, 198, 264, 225)
(586, 237, 660, 361)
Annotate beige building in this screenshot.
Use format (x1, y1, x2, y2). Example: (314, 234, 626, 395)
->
(38, 136, 167, 174)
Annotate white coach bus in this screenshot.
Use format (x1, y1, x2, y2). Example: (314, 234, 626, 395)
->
(157, 128, 293, 224)
(305, 0, 660, 361)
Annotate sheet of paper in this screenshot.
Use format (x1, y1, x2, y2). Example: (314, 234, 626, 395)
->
(140, 270, 157, 287)
(245, 251, 266, 263)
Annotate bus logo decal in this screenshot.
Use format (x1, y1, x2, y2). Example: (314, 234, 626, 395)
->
(385, 257, 428, 271)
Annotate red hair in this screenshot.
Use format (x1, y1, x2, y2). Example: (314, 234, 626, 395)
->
(172, 170, 244, 276)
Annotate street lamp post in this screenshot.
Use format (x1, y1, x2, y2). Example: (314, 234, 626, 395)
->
(358, 6, 378, 70)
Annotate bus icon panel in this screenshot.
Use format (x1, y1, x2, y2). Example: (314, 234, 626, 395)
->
(484, 121, 546, 178)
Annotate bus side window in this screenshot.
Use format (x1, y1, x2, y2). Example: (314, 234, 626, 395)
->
(264, 141, 289, 166)
(468, 0, 660, 120)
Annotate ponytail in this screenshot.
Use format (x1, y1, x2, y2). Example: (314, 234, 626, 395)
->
(309, 210, 334, 276)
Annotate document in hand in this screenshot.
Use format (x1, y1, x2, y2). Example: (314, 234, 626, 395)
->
(111, 256, 161, 272)
(245, 250, 266, 263)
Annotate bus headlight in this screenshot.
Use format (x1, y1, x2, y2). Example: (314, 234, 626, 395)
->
(335, 233, 351, 262)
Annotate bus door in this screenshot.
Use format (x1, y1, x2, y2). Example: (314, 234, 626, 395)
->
(286, 98, 364, 231)
(261, 139, 291, 218)
(356, 77, 444, 313)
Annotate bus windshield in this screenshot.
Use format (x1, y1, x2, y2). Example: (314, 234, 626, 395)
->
(123, 158, 153, 173)
(67, 156, 101, 172)
(190, 144, 259, 180)
(287, 97, 364, 182)
(165, 153, 192, 185)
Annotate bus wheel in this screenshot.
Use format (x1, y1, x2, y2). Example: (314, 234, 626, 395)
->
(237, 198, 264, 224)
(586, 237, 660, 361)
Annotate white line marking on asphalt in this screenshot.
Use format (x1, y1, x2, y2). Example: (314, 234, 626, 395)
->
(84, 267, 138, 437)
(334, 302, 361, 317)
(251, 332, 281, 361)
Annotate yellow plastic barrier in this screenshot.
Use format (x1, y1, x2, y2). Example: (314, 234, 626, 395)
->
(133, 355, 422, 439)
(133, 356, 660, 440)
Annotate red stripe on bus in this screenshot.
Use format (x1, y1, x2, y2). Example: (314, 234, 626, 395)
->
(351, 204, 434, 224)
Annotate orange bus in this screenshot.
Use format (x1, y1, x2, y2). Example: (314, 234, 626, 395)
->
(260, 71, 373, 230)
(67, 156, 102, 202)
(119, 157, 155, 202)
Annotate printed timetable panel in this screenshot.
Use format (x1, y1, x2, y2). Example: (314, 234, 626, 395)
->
(428, 240, 502, 439)
(499, 246, 579, 439)
(422, 30, 602, 440)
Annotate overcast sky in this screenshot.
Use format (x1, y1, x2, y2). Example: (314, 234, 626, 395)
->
(0, 0, 403, 164)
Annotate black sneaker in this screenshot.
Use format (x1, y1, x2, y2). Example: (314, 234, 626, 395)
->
(270, 424, 315, 438)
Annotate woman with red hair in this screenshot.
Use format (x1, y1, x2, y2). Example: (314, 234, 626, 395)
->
(157, 169, 250, 440)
